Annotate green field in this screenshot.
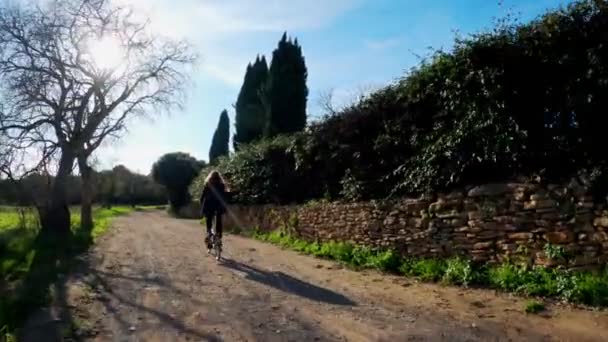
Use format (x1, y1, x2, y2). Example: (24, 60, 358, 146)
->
(0, 205, 136, 338)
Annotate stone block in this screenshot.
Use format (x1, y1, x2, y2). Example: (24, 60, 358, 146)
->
(468, 211, 485, 221)
(477, 231, 502, 240)
(524, 199, 556, 210)
(497, 224, 519, 231)
(508, 232, 533, 241)
(436, 210, 464, 219)
(468, 184, 511, 197)
(530, 193, 548, 201)
(594, 217, 608, 228)
(543, 231, 574, 244)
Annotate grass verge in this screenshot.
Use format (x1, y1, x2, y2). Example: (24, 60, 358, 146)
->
(248, 229, 608, 308)
(0, 206, 133, 339)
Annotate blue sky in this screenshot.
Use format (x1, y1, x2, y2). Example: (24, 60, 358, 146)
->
(97, 0, 573, 174)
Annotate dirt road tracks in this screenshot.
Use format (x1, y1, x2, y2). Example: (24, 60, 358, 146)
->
(23, 211, 608, 341)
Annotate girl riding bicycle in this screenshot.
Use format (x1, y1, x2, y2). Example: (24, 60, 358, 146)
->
(200, 170, 228, 253)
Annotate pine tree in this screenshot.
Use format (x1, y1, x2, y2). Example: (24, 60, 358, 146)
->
(209, 110, 230, 164)
(234, 55, 268, 149)
(265, 32, 308, 137)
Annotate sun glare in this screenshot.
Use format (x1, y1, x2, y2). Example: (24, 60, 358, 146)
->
(87, 35, 125, 71)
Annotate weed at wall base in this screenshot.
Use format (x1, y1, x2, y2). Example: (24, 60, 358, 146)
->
(525, 300, 545, 314)
(250, 229, 608, 308)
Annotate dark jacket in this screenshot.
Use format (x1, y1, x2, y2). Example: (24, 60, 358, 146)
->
(200, 182, 227, 215)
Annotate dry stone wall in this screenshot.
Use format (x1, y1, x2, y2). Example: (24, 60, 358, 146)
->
(223, 182, 608, 268)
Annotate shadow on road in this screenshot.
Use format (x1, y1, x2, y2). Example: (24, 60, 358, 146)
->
(82, 270, 223, 342)
(219, 258, 357, 306)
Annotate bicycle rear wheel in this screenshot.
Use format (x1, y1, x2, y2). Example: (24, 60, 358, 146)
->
(213, 234, 222, 261)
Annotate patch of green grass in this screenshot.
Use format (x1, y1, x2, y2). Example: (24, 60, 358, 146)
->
(409, 259, 447, 282)
(488, 263, 527, 291)
(0, 206, 133, 337)
(443, 257, 475, 286)
(251, 229, 608, 308)
(134, 205, 167, 211)
(525, 300, 545, 314)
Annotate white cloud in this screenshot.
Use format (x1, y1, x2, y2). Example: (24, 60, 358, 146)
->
(116, 0, 362, 39)
(364, 37, 402, 51)
(96, 137, 200, 174)
(114, 0, 364, 86)
(193, 0, 362, 33)
(200, 62, 243, 87)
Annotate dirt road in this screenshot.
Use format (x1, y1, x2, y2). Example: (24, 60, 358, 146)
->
(23, 211, 608, 341)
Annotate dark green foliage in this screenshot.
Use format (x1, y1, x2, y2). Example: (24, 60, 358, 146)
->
(209, 110, 230, 164)
(192, 135, 303, 204)
(95, 165, 167, 206)
(265, 33, 308, 137)
(234, 56, 269, 149)
(249, 228, 608, 307)
(390, 0, 608, 194)
(152, 152, 203, 211)
(0, 167, 166, 207)
(200, 1, 608, 204)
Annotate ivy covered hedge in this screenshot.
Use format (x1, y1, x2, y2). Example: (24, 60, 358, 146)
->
(192, 1, 608, 204)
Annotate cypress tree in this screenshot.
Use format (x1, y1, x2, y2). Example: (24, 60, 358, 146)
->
(234, 55, 268, 149)
(209, 110, 230, 164)
(265, 32, 308, 137)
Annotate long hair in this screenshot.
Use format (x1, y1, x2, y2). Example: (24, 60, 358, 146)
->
(204, 170, 226, 188)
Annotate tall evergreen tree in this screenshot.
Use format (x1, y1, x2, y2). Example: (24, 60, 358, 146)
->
(209, 110, 230, 164)
(265, 32, 308, 137)
(234, 55, 268, 149)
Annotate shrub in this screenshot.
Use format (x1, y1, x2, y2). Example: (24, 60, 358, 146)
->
(152, 152, 203, 211)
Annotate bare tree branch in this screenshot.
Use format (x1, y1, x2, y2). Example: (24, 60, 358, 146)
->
(0, 0, 196, 173)
(0, 0, 196, 231)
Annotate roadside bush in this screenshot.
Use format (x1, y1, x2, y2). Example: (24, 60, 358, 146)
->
(152, 152, 203, 211)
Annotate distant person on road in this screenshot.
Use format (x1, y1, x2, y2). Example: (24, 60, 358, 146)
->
(200, 170, 228, 251)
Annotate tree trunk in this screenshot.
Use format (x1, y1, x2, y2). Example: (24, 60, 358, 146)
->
(78, 155, 94, 231)
(40, 149, 75, 235)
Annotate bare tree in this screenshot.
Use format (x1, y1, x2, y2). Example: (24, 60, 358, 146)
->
(0, 0, 196, 234)
(316, 88, 338, 116)
(316, 84, 381, 117)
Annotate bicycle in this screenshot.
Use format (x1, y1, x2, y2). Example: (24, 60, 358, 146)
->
(206, 230, 222, 261)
